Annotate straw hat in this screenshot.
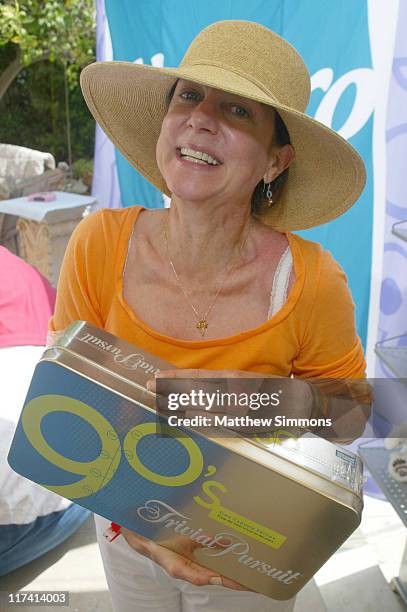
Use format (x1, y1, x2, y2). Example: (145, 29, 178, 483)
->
(80, 20, 366, 231)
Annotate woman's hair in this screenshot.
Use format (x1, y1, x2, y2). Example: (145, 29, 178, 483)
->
(165, 81, 291, 216)
(251, 113, 290, 217)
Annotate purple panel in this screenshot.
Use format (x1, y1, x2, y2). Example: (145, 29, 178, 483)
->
(375, 1, 407, 377)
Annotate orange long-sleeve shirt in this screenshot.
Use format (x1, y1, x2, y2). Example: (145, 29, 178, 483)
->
(49, 206, 366, 379)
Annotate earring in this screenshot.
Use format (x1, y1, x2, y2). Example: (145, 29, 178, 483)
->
(264, 181, 273, 207)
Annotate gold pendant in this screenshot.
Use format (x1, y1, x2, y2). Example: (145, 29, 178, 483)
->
(196, 319, 208, 336)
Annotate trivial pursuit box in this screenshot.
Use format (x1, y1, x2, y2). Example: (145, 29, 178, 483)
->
(8, 322, 363, 599)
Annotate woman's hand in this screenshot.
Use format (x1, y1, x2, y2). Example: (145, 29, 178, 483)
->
(120, 528, 252, 590)
(147, 368, 314, 429)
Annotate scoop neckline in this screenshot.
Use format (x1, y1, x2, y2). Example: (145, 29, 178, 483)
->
(116, 206, 306, 348)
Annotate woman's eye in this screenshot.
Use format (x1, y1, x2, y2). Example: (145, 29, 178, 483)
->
(230, 104, 250, 118)
(179, 91, 201, 101)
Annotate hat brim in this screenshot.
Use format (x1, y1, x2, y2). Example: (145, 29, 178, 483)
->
(80, 62, 366, 231)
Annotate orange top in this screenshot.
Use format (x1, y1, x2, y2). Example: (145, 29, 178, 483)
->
(49, 206, 366, 379)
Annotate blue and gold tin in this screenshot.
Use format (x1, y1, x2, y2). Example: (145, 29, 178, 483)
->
(8, 321, 363, 599)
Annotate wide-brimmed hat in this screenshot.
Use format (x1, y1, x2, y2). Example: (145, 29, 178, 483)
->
(80, 20, 366, 231)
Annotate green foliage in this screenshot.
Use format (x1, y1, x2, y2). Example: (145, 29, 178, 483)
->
(71, 157, 93, 179)
(0, 1, 96, 163)
(0, 0, 95, 83)
(0, 45, 95, 163)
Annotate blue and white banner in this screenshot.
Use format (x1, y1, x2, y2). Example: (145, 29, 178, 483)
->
(94, 0, 401, 372)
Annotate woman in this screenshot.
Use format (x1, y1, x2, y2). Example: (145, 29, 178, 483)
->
(50, 20, 367, 612)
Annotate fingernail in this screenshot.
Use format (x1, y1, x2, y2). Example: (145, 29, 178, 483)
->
(209, 576, 223, 586)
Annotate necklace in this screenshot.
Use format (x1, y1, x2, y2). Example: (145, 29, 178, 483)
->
(164, 220, 251, 337)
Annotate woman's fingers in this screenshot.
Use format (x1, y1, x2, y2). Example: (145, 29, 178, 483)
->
(220, 576, 255, 591)
(120, 528, 152, 557)
(148, 540, 222, 586)
(121, 529, 252, 590)
(147, 368, 266, 392)
(152, 545, 251, 590)
(148, 369, 268, 418)
(158, 551, 218, 586)
(147, 369, 318, 433)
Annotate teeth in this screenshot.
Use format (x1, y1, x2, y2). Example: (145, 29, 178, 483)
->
(180, 147, 219, 165)
(182, 156, 207, 165)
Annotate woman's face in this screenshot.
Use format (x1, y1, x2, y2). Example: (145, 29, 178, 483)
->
(156, 79, 279, 205)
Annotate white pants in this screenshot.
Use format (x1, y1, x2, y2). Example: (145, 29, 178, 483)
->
(95, 515, 296, 612)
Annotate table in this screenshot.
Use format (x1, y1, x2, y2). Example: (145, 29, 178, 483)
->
(0, 191, 96, 286)
(359, 442, 407, 604)
(375, 338, 407, 378)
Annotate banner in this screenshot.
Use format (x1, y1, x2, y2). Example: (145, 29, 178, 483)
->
(374, 0, 407, 378)
(95, 0, 400, 369)
(92, 0, 122, 209)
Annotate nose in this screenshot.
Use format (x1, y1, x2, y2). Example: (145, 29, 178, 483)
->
(187, 97, 219, 134)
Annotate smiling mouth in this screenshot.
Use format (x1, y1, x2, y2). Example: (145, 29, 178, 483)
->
(178, 147, 221, 166)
